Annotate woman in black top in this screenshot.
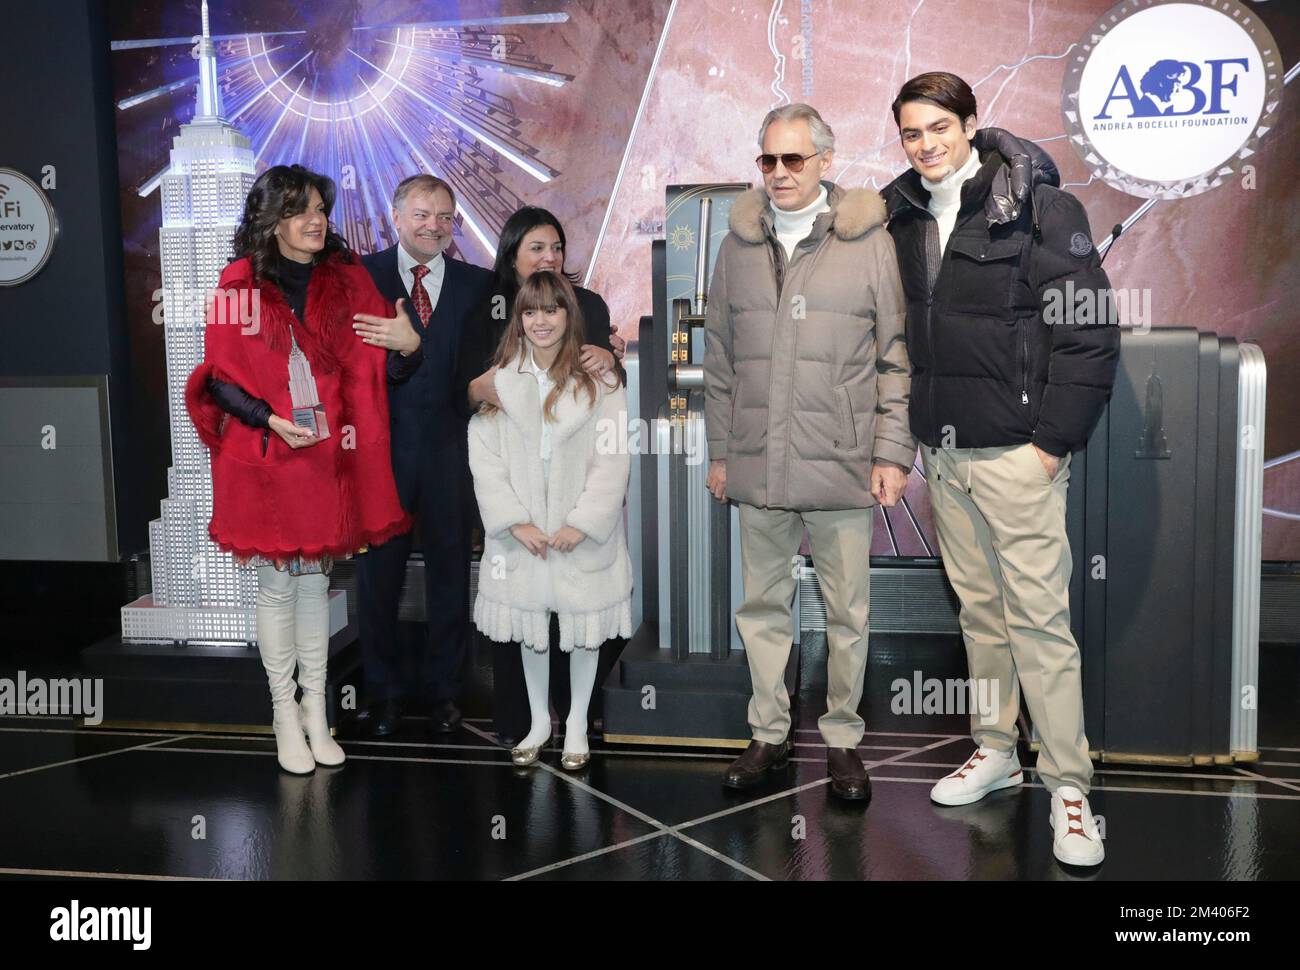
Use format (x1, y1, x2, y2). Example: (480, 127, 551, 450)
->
(454, 207, 624, 418)
(454, 206, 628, 745)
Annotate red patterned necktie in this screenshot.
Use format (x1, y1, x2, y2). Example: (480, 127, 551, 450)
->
(409, 263, 432, 326)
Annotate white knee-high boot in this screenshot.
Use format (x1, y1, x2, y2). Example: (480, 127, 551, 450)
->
(294, 572, 345, 766)
(256, 566, 314, 774)
(562, 647, 600, 767)
(512, 644, 552, 765)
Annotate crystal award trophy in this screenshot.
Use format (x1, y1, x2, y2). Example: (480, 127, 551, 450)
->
(287, 327, 329, 439)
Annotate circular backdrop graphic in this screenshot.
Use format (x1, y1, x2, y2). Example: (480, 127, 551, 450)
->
(0, 167, 58, 286)
(1062, 0, 1284, 199)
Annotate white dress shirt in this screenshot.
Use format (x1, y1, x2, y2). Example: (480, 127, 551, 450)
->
(524, 348, 556, 466)
(397, 245, 446, 312)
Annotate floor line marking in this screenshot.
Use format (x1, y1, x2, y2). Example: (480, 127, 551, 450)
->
(137, 747, 513, 768)
(1231, 765, 1300, 796)
(0, 736, 182, 783)
(505, 831, 670, 881)
(0, 866, 226, 882)
(674, 736, 959, 835)
(462, 722, 769, 882)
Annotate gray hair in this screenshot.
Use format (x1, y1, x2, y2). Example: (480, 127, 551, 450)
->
(757, 103, 835, 154)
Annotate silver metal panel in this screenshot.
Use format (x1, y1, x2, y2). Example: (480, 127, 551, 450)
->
(625, 354, 643, 632)
(730, 503, 744, 652)
(684, 411, 711, 653)
(0, 379, 117, 561)
(655, 417, 673, 650)
(1231, 343, 1266, 756)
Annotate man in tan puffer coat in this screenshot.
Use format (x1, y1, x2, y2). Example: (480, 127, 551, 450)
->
(704, 103, 914, 801)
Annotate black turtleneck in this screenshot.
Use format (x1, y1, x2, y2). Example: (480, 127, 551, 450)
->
(276, 253, 313, 322)
(203, 256, 312, 430)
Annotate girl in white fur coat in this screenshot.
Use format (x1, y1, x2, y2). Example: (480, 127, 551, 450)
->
(468, 271, 632, 769)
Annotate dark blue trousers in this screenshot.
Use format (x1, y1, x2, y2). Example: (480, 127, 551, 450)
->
(357, 441, 469, 705)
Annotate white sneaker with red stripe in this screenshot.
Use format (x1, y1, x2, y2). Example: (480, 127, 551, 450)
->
(929, 745, 1023, 806)
(1050, 785, 1105, 866)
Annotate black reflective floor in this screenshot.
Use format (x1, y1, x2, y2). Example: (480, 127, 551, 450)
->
(0, 634, 1298, 881)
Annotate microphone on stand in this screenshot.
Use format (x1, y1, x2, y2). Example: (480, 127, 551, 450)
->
(1100, 223, 1123, 265)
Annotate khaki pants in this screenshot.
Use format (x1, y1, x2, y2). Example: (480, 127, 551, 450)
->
(736, 504, 874, 748)
(922, 442, 1093, 793)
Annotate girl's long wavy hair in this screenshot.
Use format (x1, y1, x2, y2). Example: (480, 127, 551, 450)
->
(486, 271, 608, 422)
(230, 164, 353, 284)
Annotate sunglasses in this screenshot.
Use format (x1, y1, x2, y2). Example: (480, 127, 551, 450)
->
(755, 151, 821, 174)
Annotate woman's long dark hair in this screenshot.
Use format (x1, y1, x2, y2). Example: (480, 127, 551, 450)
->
(491, 206, 582, 302)
(231, 164, 353, 285)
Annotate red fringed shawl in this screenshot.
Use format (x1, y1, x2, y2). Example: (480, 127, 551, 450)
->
(185, 254, 411, 561)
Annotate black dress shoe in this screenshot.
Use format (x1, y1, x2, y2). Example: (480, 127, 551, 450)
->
(827, 747, 871, 802)
(430, 699, 462, 734)
(368, 700, 402, 739)
(723, 736, 795, 789)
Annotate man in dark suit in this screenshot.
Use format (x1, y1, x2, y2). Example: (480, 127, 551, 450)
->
(356, 174, 495, 737)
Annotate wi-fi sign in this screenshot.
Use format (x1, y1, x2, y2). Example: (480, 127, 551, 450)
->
(0, 184, 9, 198)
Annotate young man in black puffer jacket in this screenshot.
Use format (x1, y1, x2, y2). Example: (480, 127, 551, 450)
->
(883, 72, 1119, 868)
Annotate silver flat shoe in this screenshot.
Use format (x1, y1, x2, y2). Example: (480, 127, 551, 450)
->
(560, 751, 590, 771)
(511, 737, 549, 767)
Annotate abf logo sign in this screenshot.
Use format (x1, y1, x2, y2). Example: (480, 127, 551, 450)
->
(1094, 57, 1250, 120)
(1062, 0, 1283, 199)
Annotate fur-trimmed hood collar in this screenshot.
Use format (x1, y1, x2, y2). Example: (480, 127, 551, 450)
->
(728, 181, 886, 246)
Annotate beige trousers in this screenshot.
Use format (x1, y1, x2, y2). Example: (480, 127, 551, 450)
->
(736, 504, 874, 748)
(922, 442, 1093, 793)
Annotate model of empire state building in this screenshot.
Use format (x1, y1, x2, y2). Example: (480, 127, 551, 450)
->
(121, 2, 345, 644)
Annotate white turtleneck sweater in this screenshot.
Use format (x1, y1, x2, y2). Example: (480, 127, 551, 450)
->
(922, 149, 982, 254)
(771, 185, 830, 260)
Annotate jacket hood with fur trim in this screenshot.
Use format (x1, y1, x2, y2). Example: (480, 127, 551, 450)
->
(727, 181, 887, 246)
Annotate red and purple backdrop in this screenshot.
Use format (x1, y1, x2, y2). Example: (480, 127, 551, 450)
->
(108, 0, 1300, 561)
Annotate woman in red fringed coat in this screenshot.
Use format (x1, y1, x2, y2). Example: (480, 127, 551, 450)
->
(186, 165, 418, 774)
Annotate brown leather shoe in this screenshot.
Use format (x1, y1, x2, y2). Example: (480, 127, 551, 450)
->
(827, 747, 871, 801)
(722, 736, 795, 789)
